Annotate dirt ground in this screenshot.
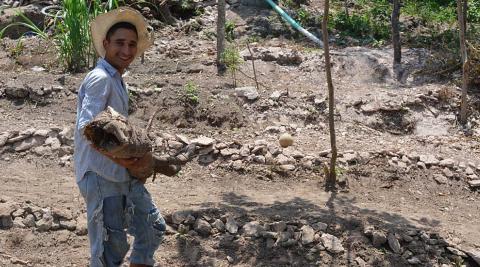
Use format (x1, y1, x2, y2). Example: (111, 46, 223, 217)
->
(1, 2, 480, 267)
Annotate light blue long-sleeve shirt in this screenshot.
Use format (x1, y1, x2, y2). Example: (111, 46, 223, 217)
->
(74, 58, 131, 183)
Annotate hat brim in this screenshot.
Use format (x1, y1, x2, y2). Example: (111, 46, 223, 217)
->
(91, 7, 153, 59)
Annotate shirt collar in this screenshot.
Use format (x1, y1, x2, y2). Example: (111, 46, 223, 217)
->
(97, 58, 119, 77)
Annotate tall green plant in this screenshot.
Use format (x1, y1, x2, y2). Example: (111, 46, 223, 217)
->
(221, 45, 243, 87)
(56, 0, 119, 72)
(0, 0, 120, 72)
(225, 20, 235, 41)
(55, 0, 91, 72)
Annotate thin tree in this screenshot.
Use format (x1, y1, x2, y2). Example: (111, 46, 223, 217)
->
(392, 0, 401, 66)
(246, 42, 259, 90)
(457, 0, 468, 124)
(322, 0, 337, 190)
(216, 0, 226, 74)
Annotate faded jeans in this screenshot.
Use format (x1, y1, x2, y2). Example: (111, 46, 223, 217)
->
(77, 171, 166, 267)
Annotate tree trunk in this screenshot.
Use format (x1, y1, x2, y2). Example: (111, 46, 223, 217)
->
(457, 0, 468, 124)
(216, 0, 226, 74)
(392, 0, 401, 65)
(322, 0, 337, 191)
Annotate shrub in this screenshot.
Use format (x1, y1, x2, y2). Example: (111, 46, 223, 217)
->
(183, 81, 199, 105)
(225, 20, 236, 42)
(221, 45, 243, 87)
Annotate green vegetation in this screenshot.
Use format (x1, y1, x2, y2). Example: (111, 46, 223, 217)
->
(8, 39, 24, 59)
(296, 7, 311, 27)
(183, 81, 199, 105)
(327, 0, 391, 44)
(225, 20, 236, 42)
(279, 0, 295, 9)
(468, 1, 480, 23)
(56, 0, 120, 71)
(272, 0, 480, 79)
(402, 1, 456, 24)
(0, 0, 120, 72)
(325, 0, 480, 45)
(55, 0, 91, 72)
(221, 45, 243, 87)
(329, 11, 390, 43)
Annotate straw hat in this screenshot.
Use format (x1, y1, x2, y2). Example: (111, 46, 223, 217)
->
(90, 7, 153, 58)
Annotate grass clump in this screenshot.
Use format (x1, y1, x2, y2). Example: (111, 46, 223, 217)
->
(225, 20, 236, 42)
(57, 0, 120, 71)
(55, 0, 91, 72)
(221, 45, 243, 87)
(328, 0, 391, 45)
(183, 81, 199, 105)
(402, 0, 457, 25)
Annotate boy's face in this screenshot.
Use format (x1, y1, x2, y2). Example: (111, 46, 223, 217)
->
(103, 28, 138, 73)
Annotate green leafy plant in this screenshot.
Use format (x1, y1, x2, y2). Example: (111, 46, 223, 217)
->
(468, 0, 480, 23)
(55, 0, 91, 72)
(296, 8, 311, 27)
(9, 39, 24, 59)
(57, 0, 119, 71)
(183, 81, 199, 105)
(246, 35, 260, 44)
(402, 0, 456, 25)
(279, 0, 295, 9)
(0, 0, 120, 72)
(329, 10, 389, 43)
(225, 20, 236, 42)
(221, 45, 243, 87)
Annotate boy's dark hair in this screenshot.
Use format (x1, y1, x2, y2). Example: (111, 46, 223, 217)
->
(106, 22, 138, 40)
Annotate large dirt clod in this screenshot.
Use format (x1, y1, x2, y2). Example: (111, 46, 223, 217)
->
(84, 107, 194, 179)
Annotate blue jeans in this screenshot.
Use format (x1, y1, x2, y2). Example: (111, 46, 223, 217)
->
(77, 171, 166, 267)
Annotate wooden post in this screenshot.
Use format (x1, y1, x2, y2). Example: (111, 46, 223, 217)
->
(216, 0, 226, 74)
(392, 0, 401, 65)
(322, 0, 337, 190)
(457, 0, 468, 124)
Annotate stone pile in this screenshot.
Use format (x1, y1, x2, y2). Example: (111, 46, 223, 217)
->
(1, 80, 67, 102)
(166, 209, 343, 252)
(155, 133, 324, 174)
(0, 126, 74, 164)
(383, 150, 480, 189)
(0, 198, 82, 234)
(240, 46, 303, 65)
(2, 125, 479, 192)
(2, 197, 479, 266)
(163, 209, 480, 266)
(362, 224, 480, 266)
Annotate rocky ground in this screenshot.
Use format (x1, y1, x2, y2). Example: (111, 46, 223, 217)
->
(1, 1, 480, 267)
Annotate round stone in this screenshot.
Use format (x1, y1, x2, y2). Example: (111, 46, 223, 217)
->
(279, 133, 293, 148)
